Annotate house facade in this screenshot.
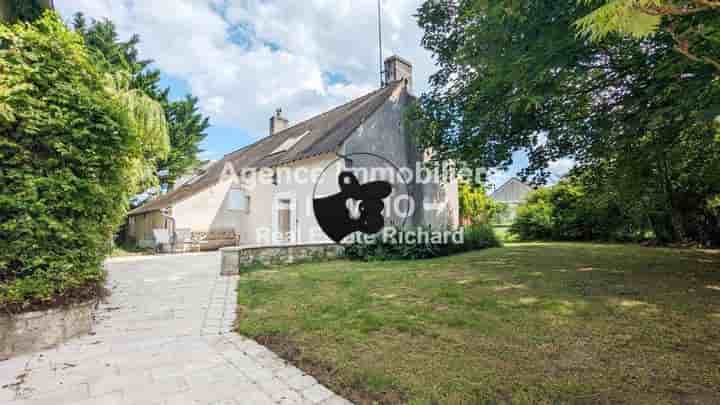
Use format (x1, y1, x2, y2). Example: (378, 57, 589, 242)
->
(490, 178, 534, 224)
(127, 56, 460, 250)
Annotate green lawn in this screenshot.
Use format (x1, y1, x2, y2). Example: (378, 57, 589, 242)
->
(235, 243, 720, 404)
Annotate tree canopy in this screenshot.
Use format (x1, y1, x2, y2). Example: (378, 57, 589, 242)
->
(577, 0, 720, 73)
(3, 0, 49, 23)
(73, 15, 209, 188)
(411, 0, 720, 244)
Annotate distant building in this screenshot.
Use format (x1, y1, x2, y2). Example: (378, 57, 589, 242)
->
(490, 178, 534, 224)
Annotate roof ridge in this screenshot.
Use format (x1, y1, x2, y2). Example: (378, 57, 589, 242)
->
(221, 84, 393, 160)
(269, 85, 388, 138)
(288, 81, 401, 163)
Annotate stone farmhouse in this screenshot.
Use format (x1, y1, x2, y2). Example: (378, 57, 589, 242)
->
(127, 56, 460, 250)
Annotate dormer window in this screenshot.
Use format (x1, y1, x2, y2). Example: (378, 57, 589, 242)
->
(270, 130, 310, 155)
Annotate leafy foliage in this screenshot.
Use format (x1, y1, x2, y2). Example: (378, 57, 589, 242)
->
(344, 225, 501, 262)
(411, 0, 720, 245)
(158, 96, 210, 186)
(576, 1, 720, 70)
(458, 182, 508, 224)
(103, 71, 170, 193)
(510, 181, 635, 241)
(73, 15, 165, 99)
(576, 0, 668, 40)
(74, 15, 209, 188)
(6, 0, 46, 23)
(0, 13, 162, 310)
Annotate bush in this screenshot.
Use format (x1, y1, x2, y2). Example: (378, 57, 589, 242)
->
(463, 223, 502, 250)
(0, 14, 143, 311)
(344, 224, 501, 262)
(510, 181, 635, 241)
(459, 183, 508, 225)
(510, 194, 555, 240)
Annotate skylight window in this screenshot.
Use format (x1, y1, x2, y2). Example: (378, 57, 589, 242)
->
(271, 130, 310, 155)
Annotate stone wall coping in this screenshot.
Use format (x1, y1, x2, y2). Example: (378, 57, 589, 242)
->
(221, 242, 343, 252)
(3, 300, 97, 321)
(220, 242, 345, 276)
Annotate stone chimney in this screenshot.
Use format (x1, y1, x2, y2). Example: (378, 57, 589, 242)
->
(269, 108, 289, 136)
(384, 55, 413, 93)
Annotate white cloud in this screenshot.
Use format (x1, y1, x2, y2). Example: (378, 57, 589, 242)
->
(548, 158, 575, 178)
(56, 0, 434, 138)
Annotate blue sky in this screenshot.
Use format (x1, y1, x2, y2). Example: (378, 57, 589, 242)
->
(158, 74, 256, 160)
(58, 0, 572, 190)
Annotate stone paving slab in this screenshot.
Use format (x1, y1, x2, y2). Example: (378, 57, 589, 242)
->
(0, 252, 351, 405)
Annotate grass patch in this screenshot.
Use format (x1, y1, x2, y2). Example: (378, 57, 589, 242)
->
(110, 242, 154, 258)
(236, 243, 720, 404)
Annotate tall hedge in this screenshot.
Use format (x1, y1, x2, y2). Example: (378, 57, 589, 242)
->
(0, 14, 142, 310)
(510, 181, 634, 242)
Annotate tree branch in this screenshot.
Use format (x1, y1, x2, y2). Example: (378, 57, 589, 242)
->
(668, 25, 720, 72)
(695, 0, 720, 9)
(641, 5, 711, 16)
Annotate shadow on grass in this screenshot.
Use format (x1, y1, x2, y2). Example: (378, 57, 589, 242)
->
(236, 243, 720, 404)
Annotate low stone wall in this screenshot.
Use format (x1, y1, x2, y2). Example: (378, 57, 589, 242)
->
(0, 301, 95, 359)
(221, 243, 344, 275)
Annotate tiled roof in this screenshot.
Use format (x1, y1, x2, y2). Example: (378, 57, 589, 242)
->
(128, 81, 404, 215)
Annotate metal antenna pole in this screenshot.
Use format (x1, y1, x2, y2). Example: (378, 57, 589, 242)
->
(378, 0, 384, 87)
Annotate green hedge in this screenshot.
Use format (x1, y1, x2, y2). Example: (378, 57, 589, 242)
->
(0, 15, 140, 311)
(344, 224, 501, 262)
(510, 182, 636, 241)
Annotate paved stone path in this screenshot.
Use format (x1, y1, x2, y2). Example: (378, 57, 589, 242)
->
(0, 252, 350, 405)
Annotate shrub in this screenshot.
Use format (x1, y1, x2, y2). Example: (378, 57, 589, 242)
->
(510, 193, 555, 240)
(510, 181, 635, 241)
(459, 183, 508, 225)
(344, 224, 501, 262)
(0, 14, 146, 311)
(463, 223, 502, 250)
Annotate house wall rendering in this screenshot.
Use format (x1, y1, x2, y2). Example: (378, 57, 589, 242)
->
(341, 82, 459, 230)
(230, 154, 339, 245)
(172, 162, 238, 234)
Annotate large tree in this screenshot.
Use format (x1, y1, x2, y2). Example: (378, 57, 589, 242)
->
(72, 14, 165, 99)
(410, 0, 720, 244)
(73, 15, 209, 188)
(158, 95, 210, 187)
(2, 0, 52, 23)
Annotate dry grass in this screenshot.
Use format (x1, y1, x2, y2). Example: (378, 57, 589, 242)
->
(236, 243, 720, 404)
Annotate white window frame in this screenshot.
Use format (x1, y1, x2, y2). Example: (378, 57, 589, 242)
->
(272, 192, 297, 245)
(228, 187, 250, 213)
